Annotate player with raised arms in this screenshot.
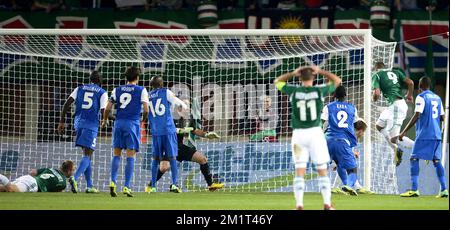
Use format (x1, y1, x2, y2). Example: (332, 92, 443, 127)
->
(146, 76, 187, 193)
(146, 99, 224, 192)
(102, 66, 149, 197)
(57, 71, 107, 193)
(275, 65, 341, 210)
(372, 62, 414, 166)
(0, 160, 75, 193)
(397, 76, 448, 198)
(321, 85, 368, 196)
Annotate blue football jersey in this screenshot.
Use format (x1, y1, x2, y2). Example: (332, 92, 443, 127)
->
(73, 84, 106, 131)
(324, 101, 357, 147)
(415, 90, 443, 140)
(148, 88, 177, 136)
(112, 84, 145, 121)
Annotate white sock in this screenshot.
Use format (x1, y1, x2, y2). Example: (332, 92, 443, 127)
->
(318, 176, 331, 206)
(398, 136, 414, 154)
(293, 176, 305, 208)
(0, 174, 9, 185)
(380, 128, 397, 150)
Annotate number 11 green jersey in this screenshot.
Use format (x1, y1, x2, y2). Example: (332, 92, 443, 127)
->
(277, 82, 336, 129)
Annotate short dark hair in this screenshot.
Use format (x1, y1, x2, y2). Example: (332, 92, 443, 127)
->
(60, 160, 74, 174)
(150, 76, 164, 89)
(419, 76, 431, 90)
(300, 67, 314, 81)
(124, 66, 140, 82)
(90, 71, 102, 85)
(334, 85, 347, 100)
(354, 119, 368, 131)
(374, 61, 385, 70)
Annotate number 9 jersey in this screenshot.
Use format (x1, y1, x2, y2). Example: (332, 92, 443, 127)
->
(110, 84, 149, 152)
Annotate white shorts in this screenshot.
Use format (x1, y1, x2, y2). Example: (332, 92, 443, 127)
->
(11, 175, 38, 192)
(291, 127, 330, 168)
(376, 99, 408, 136)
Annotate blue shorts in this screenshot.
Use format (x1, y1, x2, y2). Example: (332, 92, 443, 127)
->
(75, 128, 98, 150)
(152, 134, 178, 159)
(327, 138, 357, 170)
(112, 119, 141, 152)
(412, 139, 442, 161)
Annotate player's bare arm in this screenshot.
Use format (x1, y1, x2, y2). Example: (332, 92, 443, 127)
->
(142, 102, 149, 123)
(372, 88, 381, 102)
(57, 97, 75, 134)
(101, 101, 114, 128)
(404, 77, 414, 102)
(399, 112, 420, 140)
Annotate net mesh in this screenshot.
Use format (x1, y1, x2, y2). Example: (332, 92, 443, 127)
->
(0, 30, 397, 193)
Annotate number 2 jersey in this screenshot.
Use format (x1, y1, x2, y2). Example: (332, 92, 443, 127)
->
(321, 101, 358, 147)
(69, 84, 108, 131)
(34, 168, 67, 192)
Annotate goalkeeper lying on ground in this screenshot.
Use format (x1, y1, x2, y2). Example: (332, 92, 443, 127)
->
(145, 100, 224, 192)
(0, 160, 76, 193)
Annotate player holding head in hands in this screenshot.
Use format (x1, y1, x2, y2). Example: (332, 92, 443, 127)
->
(274, 65, 341, 210)
(372, 62, 414, 166)
(57, 71, 107, 193)
(146, 76, 187, 193)
(397, 76, 447, 198)
(101, 66, 149, 197)
(322, 85, 368, 196)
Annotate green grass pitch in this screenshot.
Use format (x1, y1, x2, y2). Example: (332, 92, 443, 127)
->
(0, 192, 448, 210)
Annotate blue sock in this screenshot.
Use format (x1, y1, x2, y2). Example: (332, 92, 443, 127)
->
(110, 156, 120, 184)
(124, 157, 135, 188)
(84, 160, 93, 188)
(151, 159, 160, 187)
(169, 159, 178, 185)
(74, 156, 90, 181)
(337, 166, 347, 186)
(434, 161, 447, 191)
(347, 172, 357, 187)
(410, 159, 419, 191)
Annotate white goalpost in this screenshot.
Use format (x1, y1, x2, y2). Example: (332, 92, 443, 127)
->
(0, 29, 396, 193)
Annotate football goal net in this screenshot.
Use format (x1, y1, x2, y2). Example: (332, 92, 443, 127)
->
(0, 29, 397, 193)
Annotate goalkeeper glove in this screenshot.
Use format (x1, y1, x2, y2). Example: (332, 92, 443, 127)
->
(176, 127, 194, 134)
(205, 132, 220, 139)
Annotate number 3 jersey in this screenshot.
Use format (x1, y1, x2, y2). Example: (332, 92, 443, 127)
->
(415, 90, 444, 141)
(111, 84, 149, 121)
(321, 101, 358, 147)
(70, 84, 108, 131)
(148, 88, 178, 136)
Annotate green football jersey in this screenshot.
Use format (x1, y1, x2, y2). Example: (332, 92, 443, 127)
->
(34, 168, 67, 192)
(277, 82, 335, 129)
(371, 68, 406, 105)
